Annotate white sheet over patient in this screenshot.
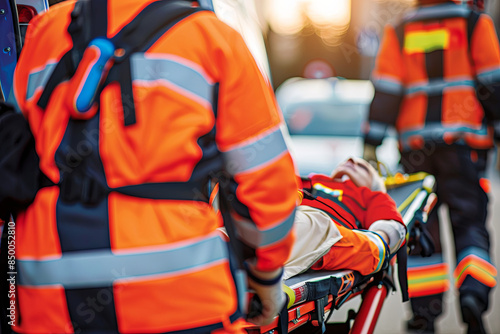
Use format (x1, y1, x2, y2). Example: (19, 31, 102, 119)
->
(284, 205, 342, 280)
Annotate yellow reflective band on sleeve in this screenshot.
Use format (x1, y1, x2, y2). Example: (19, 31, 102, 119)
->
(404, 29, 450, 54)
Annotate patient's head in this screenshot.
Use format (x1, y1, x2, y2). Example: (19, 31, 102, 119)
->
(331, 157, 386, 192)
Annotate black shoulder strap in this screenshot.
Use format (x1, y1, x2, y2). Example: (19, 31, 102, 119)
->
(397, 245, 409, 302)
(112, 0, 201, 62)
(37, 0, 204, 119)
(37, 0, 106, 110)
(467, 10, 481, 50)
(395, 22, 406, 52)
(106, 0, 203, 126)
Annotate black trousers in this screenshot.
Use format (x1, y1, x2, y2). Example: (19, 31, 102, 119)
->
(401, 144, 495, 321)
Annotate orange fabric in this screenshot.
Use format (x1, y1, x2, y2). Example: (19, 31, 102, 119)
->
(372, 25, 406, 83)
(13, 2, 73, 183)
(465, 131, 494, 147)
(100, 81, 215, 187)
(407, 263, 450, 298)
(470, 15, 500, 73)
(443, 19, 472, 75)
(13, 1, 296, 332)
(442, 89, 483, 126)
(108, 193, 221, 250)
(479, 178, 491, 193)
(372, 13, 500, 150)
(311, 225, 384, 276)
(408, 264, 448, 280)
(15, 187, 61, 259)
(454, 254, 497, 288)
(403, 23, 435, 82)
(15, 286, 73, 333)
(396, 95, 427, 131)
(234, 153, 297, 271)
(470, 149, 479, 162)
(409, 283, 450, 298)
(113, 261, 238, 333)
(212, 319, 248, 334)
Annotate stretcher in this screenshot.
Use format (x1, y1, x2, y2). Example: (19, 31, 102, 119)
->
(244, 172, 437, 334)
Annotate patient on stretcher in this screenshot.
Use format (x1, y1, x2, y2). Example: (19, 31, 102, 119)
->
(284, 157, 407, 280)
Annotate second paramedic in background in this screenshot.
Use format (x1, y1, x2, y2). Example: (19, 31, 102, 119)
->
(363, 0, 499, 333)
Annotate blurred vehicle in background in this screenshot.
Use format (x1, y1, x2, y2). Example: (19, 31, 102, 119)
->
(276, 77, 401, 177)
(0, 0, 48, 101)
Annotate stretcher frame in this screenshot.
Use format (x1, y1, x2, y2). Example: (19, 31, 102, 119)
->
(245, 172, 437, 334)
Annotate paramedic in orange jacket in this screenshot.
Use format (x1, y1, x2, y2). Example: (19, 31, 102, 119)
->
(284, 158, 407, 280)
(11, 0, 297, 333)
(363, 0, 498, 332)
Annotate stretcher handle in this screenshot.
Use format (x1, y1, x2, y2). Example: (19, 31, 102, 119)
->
(247, 294, 263, 320)
(246, 292, 289, 333)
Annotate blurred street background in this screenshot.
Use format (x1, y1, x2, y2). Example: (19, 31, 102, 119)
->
(254, 0, 500, 87)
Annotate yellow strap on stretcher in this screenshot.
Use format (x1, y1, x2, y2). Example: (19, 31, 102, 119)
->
(384, 172, 429, 188)
(283, 283, 296, 309)
(376, 161, 428, 187)
(375, 160, 433, 212)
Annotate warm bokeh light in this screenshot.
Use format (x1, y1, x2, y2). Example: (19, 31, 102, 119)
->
(307, 0, 351, 28)
(266, 0, 306, 35)
(265, 0, 351, 38)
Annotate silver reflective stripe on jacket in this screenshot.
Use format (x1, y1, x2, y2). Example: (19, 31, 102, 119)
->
(404, 3, 470, 23)
(232, 209, 296, 249)
(371, 76, 404, 96)
(26, 62, 58, 101)
(405, 78, 476, 96)
(222, 125, 289, 175)
(130, 53, 216, 108)
(18, 233, 228, 288)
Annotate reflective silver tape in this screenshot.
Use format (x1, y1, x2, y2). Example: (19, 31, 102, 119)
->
(233, 209, 295, 248)
(130, 54, 215, 107)
(477, 68, 500, 85)
(372, 77, 404, 95)
(406, 78, 475, 96)
(222, 127, 288, 175)
(26, 62, 58, 101)
(405, 3, 469, 23)
(18, 234, 228, 288)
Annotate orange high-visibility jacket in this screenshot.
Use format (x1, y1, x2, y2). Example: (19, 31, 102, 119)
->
(12, 1, 297, 333)
(365, 2, 500, 151)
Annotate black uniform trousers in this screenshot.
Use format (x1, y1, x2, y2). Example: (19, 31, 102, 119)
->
(401, 144, 495, 324)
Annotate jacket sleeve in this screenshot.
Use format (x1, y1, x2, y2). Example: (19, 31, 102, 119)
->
(360, 188, 404, 228)
(364, 24, 405, 147)
(214, 26, 297, 272)
(471, 14, 500, 122)
(361, 189, 406, 254)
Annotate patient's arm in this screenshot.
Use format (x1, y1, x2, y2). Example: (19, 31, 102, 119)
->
(310, 224, 390, 276)
(370, 219, 406, 255)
